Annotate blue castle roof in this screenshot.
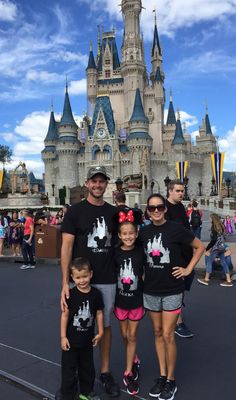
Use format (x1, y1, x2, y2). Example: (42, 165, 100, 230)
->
(90, 95, 115, 136)
(60, 86, 77, 127)
(205, 113, 212, 135)
(152, 23, 162, 57)
(166, 98, 176, 125)
(86, 49, 96, 70)
(130, 89, 149, 124)
(97, 35, 120, 72)
(45, 111, 58, 142)
(172, 119, 186, 145)
(155, 67, 163, 82)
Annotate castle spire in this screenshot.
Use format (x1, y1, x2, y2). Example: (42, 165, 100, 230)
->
(86, 41, 96, 70)
(60, 83, 77, 127)
(172, 111, 186, 145)
(45, 107, 58, 142)
(152, 15, 161, 57)
(205, 106, 213, 135)
(130, 88, 148, 123)
(166, 90, 176, 125)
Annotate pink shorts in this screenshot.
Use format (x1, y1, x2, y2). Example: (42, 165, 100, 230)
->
(114, 306, 145, 321)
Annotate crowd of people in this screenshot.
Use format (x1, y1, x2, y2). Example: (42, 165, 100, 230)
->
(1, 168, 235, 400)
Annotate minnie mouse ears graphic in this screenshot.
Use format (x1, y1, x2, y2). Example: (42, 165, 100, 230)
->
(112, 208, 143, 227)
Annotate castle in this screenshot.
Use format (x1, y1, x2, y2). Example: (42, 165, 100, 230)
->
(42, 0, 217, 202)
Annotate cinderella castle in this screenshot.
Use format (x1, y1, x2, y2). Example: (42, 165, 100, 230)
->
(42, 0, 217, 202)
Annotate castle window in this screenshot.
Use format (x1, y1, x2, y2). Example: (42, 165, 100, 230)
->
(149, 108, 152, 112)
(105, 59, 110, 65)
(105, 70, 111, 78)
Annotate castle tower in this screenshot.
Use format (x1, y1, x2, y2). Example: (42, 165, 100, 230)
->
(57, 83, 79, 189)
(41, 106, 58, 196)
(170, 112, 187, 166)
(86, 42, 97, 116)
(121, 0, 147, 123)
(127, 88, 152, 186)
(163, 91, 177, 153)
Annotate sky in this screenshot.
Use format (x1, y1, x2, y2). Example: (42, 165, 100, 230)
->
(1, 0, 236, 177)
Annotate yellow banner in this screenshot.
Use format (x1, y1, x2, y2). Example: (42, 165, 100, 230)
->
(0, 170, 3, 190)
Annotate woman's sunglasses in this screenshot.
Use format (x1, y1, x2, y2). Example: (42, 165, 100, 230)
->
(147, 204, 166, 213)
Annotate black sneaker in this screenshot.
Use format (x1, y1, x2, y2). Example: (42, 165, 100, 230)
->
(123, 373, 139, 395)
(100, 372, 120, 397)
(175, 322, 194, 338)
(159, 380, 177, 400)
(149, 376, 167, 397)
(132, 359, 140, 380)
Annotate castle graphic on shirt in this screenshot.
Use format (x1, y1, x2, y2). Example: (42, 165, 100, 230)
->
(73, 300, 93, 331)
(87, 217, 112, 250)
(118, 258, 138, 293)
(146, 234, 170, 268)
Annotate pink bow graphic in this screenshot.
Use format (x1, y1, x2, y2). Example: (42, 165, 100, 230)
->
(122, 277, 131, 284)
(152, 250, 160, 256)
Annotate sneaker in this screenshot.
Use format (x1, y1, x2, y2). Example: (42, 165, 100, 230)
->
(28, 264, 36, 269)
(132, 357, 140, 380)
(149, 376, 167, 397)
(20, 264, 31, 270)
(159, 380, 177, 400)
(79, 392, 101, 400)
(197, 278, 209, 286)
(100, 372, 120, 397)
(220, 281, 233, 287)
(123, 372, 139, 395)
(175, 322, 194, 338)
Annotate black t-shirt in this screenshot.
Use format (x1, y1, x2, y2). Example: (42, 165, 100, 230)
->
(114, 245, 145, 310)
(139, 221, 195, 296)
(66, 286, 104, 348)
(165, 200, 193, 265)
(61, 200, 117, 284)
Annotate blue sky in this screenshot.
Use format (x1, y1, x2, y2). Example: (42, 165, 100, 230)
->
(1, 0, 236, 177)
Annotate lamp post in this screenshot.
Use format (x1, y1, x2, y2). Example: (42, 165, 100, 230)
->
(225, 178, 231, 197)
(198, 181, 202, 196)
(183, 176, 190, 201)
(115, 177, 123, 192)
(52, 183, 55, 196)
(164, 176, 171, 198)
(150, 180, 155, 194)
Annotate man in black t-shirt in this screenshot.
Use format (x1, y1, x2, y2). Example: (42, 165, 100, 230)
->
(61, 166, 120, 397)
(166, 179, 195, 339)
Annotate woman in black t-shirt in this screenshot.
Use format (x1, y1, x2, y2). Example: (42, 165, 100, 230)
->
(139, 194, 204, 400)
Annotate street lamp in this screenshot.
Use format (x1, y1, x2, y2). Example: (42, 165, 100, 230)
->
(183, 176, 190, 201)
(150, 180, 155, 194)
(52, 183, 55, 196)
(198, 181, 202, 196)
(115, 177, 123, 192)
(225, 178, 231, 197)
(164, 176, 171, 198)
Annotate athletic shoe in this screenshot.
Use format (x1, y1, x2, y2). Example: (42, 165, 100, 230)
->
(28, 264, 36, 269)
(132, 357, 140, 380)
(175, 322, 194, 338)
(159, 380, 177, 400)
(78, 392, 101, 400)
(197, 278, 209, 286)
(100, 372, 120, 397)
(20, 264, 31, 270)
(149, 376, 167, 397)
(123, 372, 139, 396)
(220, 281, 233, 287)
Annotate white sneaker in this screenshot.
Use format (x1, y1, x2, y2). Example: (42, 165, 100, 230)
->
(28, 265, 36, 269)
(20, 264, 30, 270)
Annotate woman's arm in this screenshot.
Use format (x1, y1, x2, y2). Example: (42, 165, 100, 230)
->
(172, 237, 205, 279)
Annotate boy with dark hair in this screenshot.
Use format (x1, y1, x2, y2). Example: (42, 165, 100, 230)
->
(60, 257, 104, 400)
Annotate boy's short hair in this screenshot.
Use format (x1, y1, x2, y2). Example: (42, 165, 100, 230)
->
(71, 257, 92, 272)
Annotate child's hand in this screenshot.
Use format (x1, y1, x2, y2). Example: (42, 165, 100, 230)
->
(92, 333, 103, 347)
(61, 337, 70, 351)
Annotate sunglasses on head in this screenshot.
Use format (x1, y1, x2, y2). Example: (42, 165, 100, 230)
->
(147, 204, 166, 213)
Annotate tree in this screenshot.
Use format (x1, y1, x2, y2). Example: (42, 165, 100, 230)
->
(0, 145, 12, 167)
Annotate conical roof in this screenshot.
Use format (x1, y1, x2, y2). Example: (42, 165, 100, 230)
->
(152, 23, 161, 57)
(130, 88, 148, 123)
(166, 95, 176, 125)
(172, 117, 186, 145)
(60, 85, 77, 127)
(45, 110, 58, 142)
(87, 49, 96, 70)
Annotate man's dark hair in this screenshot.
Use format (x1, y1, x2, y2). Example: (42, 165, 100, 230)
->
(168, 179, 184, 191)
(71, 257, 92, 272)
(115, 192, 126, 204)
(147, 193, 166, 207)
(192, 200, 198, 208)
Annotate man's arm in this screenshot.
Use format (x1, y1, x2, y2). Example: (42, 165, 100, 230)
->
(61, 232, 75, 311)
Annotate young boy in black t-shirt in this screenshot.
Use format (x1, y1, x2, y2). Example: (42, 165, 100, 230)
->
(60, 257, 104, 400)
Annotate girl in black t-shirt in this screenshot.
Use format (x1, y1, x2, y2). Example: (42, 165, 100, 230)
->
(140, 194, 204, 400)
(113, 209, 145, 396)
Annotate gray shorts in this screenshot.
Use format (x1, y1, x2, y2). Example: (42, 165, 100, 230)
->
(92, 284, 116, 327)
(143, 292, 183, 313)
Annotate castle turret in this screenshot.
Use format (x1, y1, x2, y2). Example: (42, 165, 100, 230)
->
(150, 15, 164, 84)
(121, 0, 147, 123)
(172, 112, 186, 146)
(127, 88, 152, 184)
(162, 91, 177, 153)
(86, 42, 97, 116)
(41, 106, 58, 196)
(57, 84, 79, 189)
(196, 106, 217, 154)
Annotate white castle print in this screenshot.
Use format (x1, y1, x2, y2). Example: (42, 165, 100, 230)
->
(73, 301, 93, 331)
(146, 234, 170, 267)
(87, 217, 112, 248)
(118, 258, 138, 291)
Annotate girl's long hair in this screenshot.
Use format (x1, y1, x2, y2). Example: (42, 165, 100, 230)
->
(211, 213, 225, 235)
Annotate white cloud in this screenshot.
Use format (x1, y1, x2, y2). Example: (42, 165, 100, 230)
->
(219, 126, 236, 169)
(26, 70, 63, 84)
(0, 0, 17, 22)
(68, 79, 87, 95)
(164, 108, 198, 128)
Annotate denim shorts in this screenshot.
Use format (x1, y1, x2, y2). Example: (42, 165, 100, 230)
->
(92, 284, 116, 327)
(143, 292, 183, 313)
